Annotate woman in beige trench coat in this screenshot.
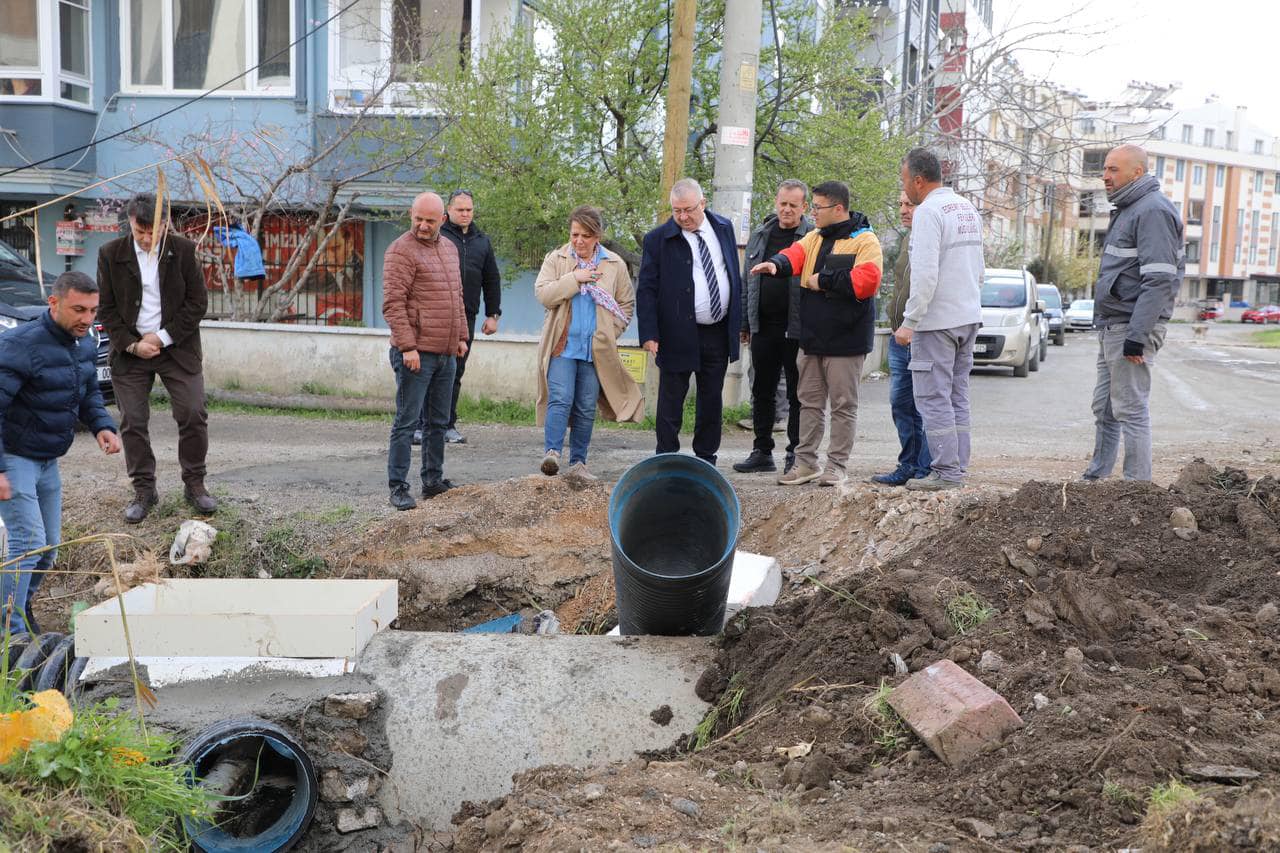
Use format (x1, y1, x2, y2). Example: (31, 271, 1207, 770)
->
(534, 206, 644, 481)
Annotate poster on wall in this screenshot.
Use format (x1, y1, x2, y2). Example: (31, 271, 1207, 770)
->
(82, 211, 120, 232)
(56, 220, 85, 256)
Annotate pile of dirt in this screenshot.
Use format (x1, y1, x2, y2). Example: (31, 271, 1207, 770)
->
(455, 463, 1280, 851)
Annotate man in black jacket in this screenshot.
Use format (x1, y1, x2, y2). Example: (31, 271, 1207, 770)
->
(733, 180, 811, 475)
(0, 272, 120, 634)
(415, 190, 501, 446)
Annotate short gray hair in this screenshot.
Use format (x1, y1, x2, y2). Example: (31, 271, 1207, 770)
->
(777, 179, 808, 199)
(904, 147, 942, 183)
(53, 270, 98, 296)
(670, 178, 704, 201)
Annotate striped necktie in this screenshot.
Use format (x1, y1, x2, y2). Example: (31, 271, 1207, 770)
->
(693, 231, 724, 323)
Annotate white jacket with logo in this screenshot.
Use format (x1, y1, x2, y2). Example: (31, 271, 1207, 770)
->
(902, 187, 984, 331)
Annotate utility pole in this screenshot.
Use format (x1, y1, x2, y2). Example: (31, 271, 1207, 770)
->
(710, 0, 763, 249)
(659, 0, 698, 214)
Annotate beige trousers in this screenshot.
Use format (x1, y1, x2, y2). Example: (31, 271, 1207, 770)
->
(795, 350, 864, 472)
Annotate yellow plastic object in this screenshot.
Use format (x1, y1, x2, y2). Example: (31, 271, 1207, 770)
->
(0, 690, 74, 763)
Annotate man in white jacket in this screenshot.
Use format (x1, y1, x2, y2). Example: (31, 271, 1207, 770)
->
(894, 148, 984, 490)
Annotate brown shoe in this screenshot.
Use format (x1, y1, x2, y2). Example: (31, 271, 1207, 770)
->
(184, 486, 218, 514)
(777, 463, 820, 486)
(124, 491, 158, 524)
(817, 468, 845, 487)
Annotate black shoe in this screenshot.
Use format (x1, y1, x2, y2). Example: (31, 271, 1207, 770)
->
(389, 486, 416, 511)
(422, 479, 454, 499)
(21, 607, 39, 636)
(123, 491, 158, 524)
(784, 452, 796, 474)
(184, 487, 218, 514)
(871, 470, 912, 486)
(732, 450, 776, 473)
(411, 429, 424, 446)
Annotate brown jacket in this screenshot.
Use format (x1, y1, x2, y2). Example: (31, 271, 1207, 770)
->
(535, 244, 643, 425)
(97, 233, 208, 375)
(381, 231, 467, 354)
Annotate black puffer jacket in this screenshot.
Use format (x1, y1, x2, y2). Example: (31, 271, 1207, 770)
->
(0, 311, 116, 470)
(440, 220, 502, 320)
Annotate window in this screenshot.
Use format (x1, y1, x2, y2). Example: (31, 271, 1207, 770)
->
(1225, 130, 1234, 150)
(1276, 173, 1280, 194)
(1181, 124, 1193, 143)
(1175, 159, 1185, 180)
(1257, 140, 1266, 155)
(1209, 205, 1221, 262)
(1174, 200, 1183, 219)
(1203, 128, 1214, 147)
(331, 0, 471, 109)
(1081, 149, 1106, 177)
(1235, 209, 1244, 263)
(1271, 212, 1279, 267)
(122, 0, 294, 93)
(1192, 164, 1204, 185)
(1154, 155, 1165, 177)
(1186, 240, 1200, 263)
(1250, 210, 1261, 264)
(1213, 164, 1224, 187)
(1187, 199, 1203, 225)
(1255, 171, 1264, 193)
(0, 0, 91, 104)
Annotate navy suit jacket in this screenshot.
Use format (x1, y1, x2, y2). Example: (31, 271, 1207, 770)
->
(636, 211, 743, 373)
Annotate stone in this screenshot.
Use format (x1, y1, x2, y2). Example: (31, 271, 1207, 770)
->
(1026, 536, 1042, 553)
(632, 835, 658, 848)
(583, 783, 605, 801)
(1169, 507, 1197, 531)
(1002, 544, 1040, 578)
(978, 651, 1005, 672)
(1183, 763, 1261, 783)
(802, 705, 835, 727)
(671, 797, 701, 818)
(336, 806, 383, 834)
(329, 726, 369, 756)
(955, 817, 998, 839)
(929, 844, 951, 853)
(1063, 646, 1085, 665)
(800, 753, 836, 790)
(1223, 671, 1248, 694)
(1257, 602, 1278, 626)
(321, 769, 380, 803)
(887, 659, 1024, 767)
(483, 811, 507, 838)
(1175, 664, 1206, 682)
(324, 692, 380, 719)
(781, 759, 804, 788)
(1033, 693, 1050, 710)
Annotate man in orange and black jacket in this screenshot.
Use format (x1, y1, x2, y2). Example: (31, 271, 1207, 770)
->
(750, 180, 882, 487)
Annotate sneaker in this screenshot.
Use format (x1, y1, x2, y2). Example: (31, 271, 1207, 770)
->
(870, 469, 912, 486)
(817, 468, 844, 487)
(772, 420, 786, 433)
(736, 417, 753, 430)
(563, 463, 598, 483)
(732, 450, 776, 473)
(389, 486, 416, 511)
(778, 463, 820, 486)
(445, 428, 466, 444)
(422, 479, 454, 499)
(540, 450, 561, 476)
(411, 429, 423, 446)
(784, 451, 796, 474)
(904, 472, 963, 492)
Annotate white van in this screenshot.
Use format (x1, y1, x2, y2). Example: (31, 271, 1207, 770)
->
(974, 268, 1047, 377)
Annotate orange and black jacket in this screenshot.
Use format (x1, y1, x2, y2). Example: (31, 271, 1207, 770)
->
(769, 213, 883, 357)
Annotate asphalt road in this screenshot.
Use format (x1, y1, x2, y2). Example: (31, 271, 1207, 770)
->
(58, 322, 1280, 516)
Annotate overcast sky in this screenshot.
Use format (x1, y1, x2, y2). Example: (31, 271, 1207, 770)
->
(1000, 0, 1280, 136)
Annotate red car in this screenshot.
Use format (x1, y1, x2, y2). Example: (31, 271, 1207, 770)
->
(1241, 305, 1280, 324)
(1197, 302, 1223, 321)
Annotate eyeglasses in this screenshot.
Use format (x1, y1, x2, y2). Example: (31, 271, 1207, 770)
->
(810, 201, 840, 211)
(448, 189, 473, 202)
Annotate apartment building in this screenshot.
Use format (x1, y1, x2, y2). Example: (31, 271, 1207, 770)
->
(841, 0, 944, 130)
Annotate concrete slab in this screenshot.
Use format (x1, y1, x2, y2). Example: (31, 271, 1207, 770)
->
(357, 631, 714, 830)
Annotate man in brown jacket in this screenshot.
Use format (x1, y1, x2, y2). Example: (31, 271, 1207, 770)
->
(98, 194, 215, 522)
(382, 192, 469, 510)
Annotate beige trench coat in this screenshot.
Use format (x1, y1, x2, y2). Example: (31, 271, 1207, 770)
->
(535, 244, 644, 425)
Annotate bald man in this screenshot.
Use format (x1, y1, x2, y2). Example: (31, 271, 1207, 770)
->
(382, 192, 470, 510)
(1082, 144, 1183, 482)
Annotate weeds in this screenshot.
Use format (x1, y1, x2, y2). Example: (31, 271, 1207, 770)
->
(692, 675, 746, 751)
(1146, 778, 1198, 815)
(1102, 779, 1141, 810)
(861, 679, 910, 753)
(298, 381, 339, 397)
(456, 395, 536, 426)
(945, 591, 997, 635)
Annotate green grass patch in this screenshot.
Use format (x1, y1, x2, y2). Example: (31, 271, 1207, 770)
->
(945, 591, 998, 635)
(201, 398, 390, 422)
(692, 675, 746, 751)
(1146, 778, 1198, 815)
(298, 381, 340, 397)
(610, 398, 751, 432)
(1103, 779, 1141, 810)
(456, 395, 535, 426)
(1251, 329, 1280, 348)
(861, 678, 910, 753)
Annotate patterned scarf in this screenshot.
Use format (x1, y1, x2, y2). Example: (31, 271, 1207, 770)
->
(573, 245, 629, 323)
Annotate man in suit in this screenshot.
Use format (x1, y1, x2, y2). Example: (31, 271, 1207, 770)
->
(98, 193, 214, 522)
(636, 178, 743, 465)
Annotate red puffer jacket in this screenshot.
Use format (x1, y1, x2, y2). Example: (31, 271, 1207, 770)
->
(381, 231, 467, 355)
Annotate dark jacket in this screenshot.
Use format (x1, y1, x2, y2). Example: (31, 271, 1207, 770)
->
(887, 230, 911, 331)
(741, 214, 813, 334)
(636, 211, 743, 373)
(440, 219, 501, 321)
(1093, 174, 1183, 341)
(97, 233, 208, 375)
(771, 213, 883, 357)
(0, 311, 116, 471)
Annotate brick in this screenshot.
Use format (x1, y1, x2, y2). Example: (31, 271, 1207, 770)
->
(324, 691, 381, 720)
(336, 805, 383, 834)
(321, 769, 381, 803)
(887, 658, 1023, 766)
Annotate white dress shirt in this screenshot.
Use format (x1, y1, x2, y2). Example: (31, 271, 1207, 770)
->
(681, 215, 730, 325)
(134, 241, 173, 347)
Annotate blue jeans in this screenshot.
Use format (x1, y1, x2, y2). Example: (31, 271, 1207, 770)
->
(545, 356, 600, 465)
(887, 337, 931, 478)
(0, 454, 61, 635)
(388, 348, 456, 491)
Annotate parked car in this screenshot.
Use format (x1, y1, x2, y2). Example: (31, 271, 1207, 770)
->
(0, 239, 112, 402)
(1196, 299, 1223, 321)
(1241, 304, 1280, 324)
(1065, 299, 1095, 331)
(974, 268, 1046, 378)
(1037, 284, 1066, 345)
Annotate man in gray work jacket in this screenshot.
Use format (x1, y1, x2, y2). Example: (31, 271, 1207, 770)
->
(1082, 144, 1183, 482)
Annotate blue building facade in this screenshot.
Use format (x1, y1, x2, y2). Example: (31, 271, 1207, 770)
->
(0, 0, 531, 328)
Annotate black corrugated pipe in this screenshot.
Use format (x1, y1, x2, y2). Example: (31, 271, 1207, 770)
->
(609, 454, 741, 636)
(180, 717, 318, 852)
